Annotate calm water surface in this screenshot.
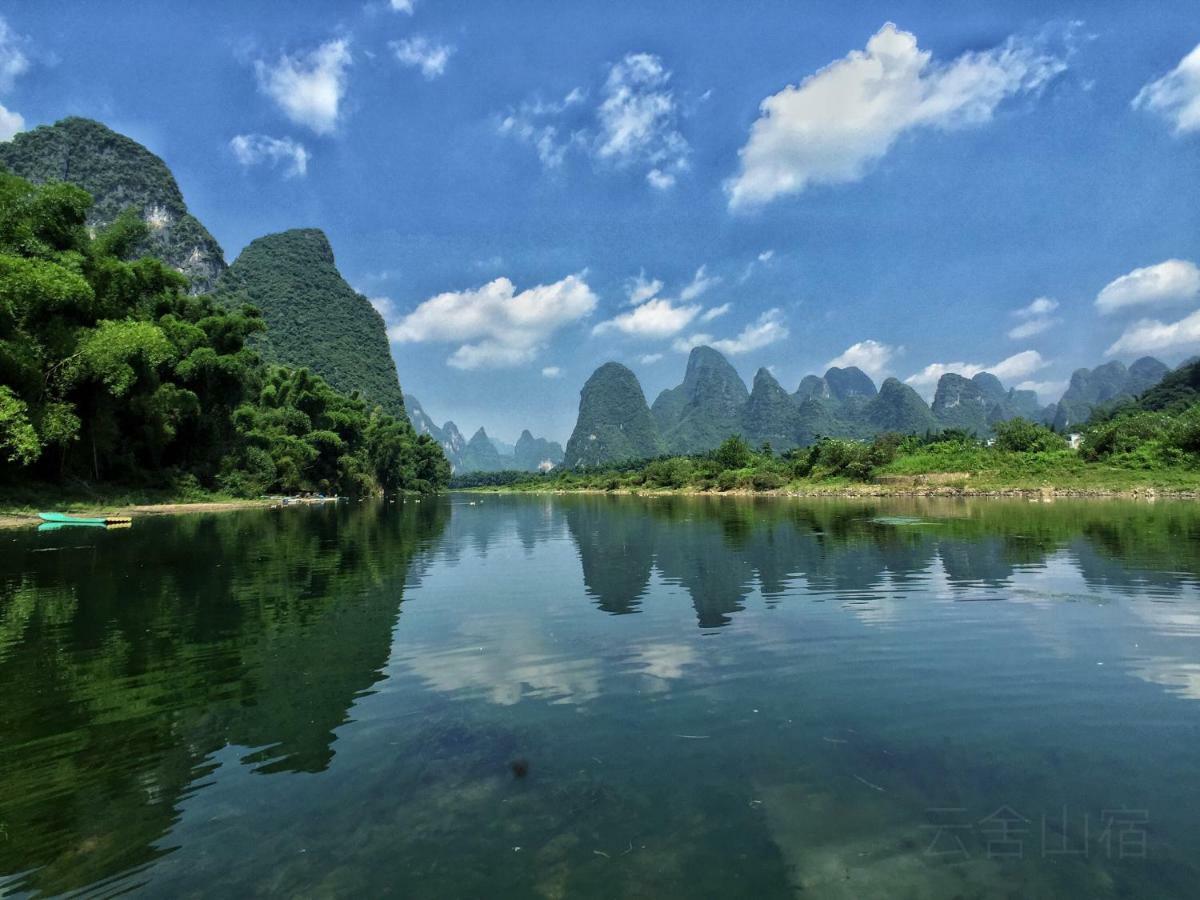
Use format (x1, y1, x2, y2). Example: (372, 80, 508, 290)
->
(2, 494, 1200, 897)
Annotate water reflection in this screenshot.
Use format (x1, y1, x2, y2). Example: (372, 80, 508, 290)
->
(0, 501, 448, 897)
(3, 494, 1200, 897)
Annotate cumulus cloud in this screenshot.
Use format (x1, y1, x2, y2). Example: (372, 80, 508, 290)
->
(825, 339, 896, 379)
(1133, 41, 1200, 134)
(594, 297, 701, 339)
(390, 36, 454, 80)
(255, 39, 351, 134)
(905, 349, 1047, 394)
(0, 103, 21, 141)
(499, 52, 690, 187)
(541, 366, 562, 378)
(700, 303, 731, 322)
(389, 274, 597, 370)
(1095, 259, 1200, 314)
(1007, 296, 1059, 339)
(596, 52, 689, 179)
(679, 264, 719, 301)
(640, 353, 664, 364)
(1106, 309, 1200, 356)
(673, 308, 789, 355)
(389, 0, 415, 12)
(230, 134, 310, 177)
(0, 16, 29, 139)
(727, 23, 1067, 209)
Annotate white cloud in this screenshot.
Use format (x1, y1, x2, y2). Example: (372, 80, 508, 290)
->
(905, 349, 1047, 394)
(700, 303, 731, 322)
(0, 17, 29, 92)
(1016, 296, 1059, 317)
(0, 17, 29, 139)
(390, 274, 597, 370)
(674, 308, 789, 355)
(727, 23, 1067, 209)
(368, 295, 396, 321)
(390, 36, 454, 80)
(389, 0, 415, 12)
(679, 264, 719, 301)
(229, 134, 310, 177)
(825, 339, 896, 378)
(499, 52, 689, 187)
(640, 353, 664, 365)
(1015, 379, 1068, 401)
(496, 89, 586, 168)
(1106, 309, 1200, 356)
(0, 102, 21, 141)
(255, 39, 351, 135)
(1095, 259, 1200, 314)
(1006, 297, 1060, 339)
(1133, 41, 1200, 134)
(594, 297, 701, 339)
(646, 168, 675, 190)
(758, 249, 775, 263)
(1007, 317, 1056, 340)
(625, 270, 663, 305)
(541, 366, 562, 378)
(596, 52, 689, 179)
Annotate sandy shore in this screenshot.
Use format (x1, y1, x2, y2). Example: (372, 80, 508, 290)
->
(0, 499, 276, 530)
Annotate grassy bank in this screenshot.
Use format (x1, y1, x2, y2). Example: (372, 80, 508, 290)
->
(455, 423, 1200, 498)
(0, 482, 274, 529)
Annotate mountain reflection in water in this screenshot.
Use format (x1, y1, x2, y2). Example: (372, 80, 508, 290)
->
(2, 495, 1199, 898)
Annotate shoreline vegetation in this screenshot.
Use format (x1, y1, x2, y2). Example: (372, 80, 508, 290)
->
(454, 416, 1200, 499)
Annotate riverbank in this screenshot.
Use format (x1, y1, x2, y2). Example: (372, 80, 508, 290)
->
(0, 484, 279, 530)
(461, 467, 1200, 499)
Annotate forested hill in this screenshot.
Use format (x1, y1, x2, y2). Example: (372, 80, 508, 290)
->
(0, 117, 227, 293)
(215, 229, 406, 419)
(0, 172, 449, 497)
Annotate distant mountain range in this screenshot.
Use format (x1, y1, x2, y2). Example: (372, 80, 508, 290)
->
(405, 395, 563, 474)
(564, 346, 1175, 467)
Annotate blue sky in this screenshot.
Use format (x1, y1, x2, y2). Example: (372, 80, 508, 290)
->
(2, 1, 1198, 442)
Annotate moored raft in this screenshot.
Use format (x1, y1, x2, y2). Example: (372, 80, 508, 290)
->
(38, 512, 133, 526)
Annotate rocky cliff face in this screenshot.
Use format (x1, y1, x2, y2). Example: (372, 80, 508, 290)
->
(0, 117, 227, 292)
(866, 378, 937, 433)
(460, 428, 505, 473)
(514, 430, 564, 472)
(652, 346, 749, 453)
(566, 363, 664, 467)
(216, 228, 406, 418)
(1052, 357, 1168, 429)
(742, 368, 801, 450)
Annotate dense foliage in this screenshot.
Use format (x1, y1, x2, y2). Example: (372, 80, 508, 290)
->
(479, 410, 1200, 495)
(0, 117, 227, 292)
(0, 173, 448, 497)
(215, 228, 407, 418)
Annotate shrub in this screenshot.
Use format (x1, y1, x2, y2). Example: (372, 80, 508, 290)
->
(716, 469, 738, 491)
(751, 470, 785, 491)
(713, 435, 752, 471)
(993, 418, 1067, 453)
(1082, 412, 1169, 460)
